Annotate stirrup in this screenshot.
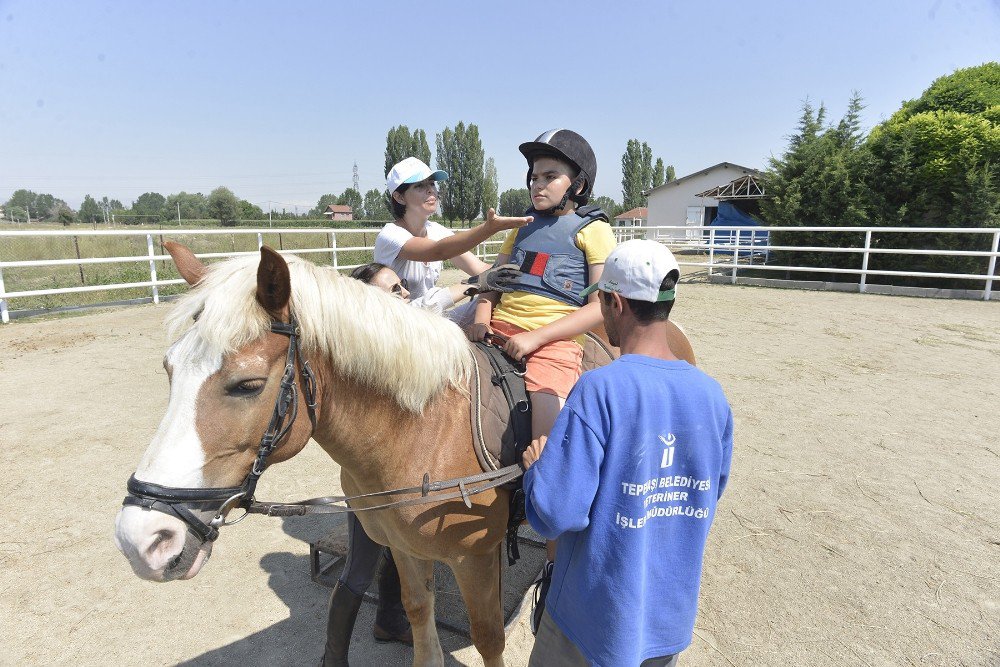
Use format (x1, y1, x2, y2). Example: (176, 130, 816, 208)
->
(529, 561, 554, 636)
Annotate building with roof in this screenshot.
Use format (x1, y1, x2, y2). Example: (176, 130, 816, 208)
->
(645, 162, 761, 242)
(323, 204, 353, 221)
(613, 207, 647, 240)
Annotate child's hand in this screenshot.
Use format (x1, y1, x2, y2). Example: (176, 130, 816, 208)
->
(465, 322, 493, 342)
(522, 436, 548, 469)
(484, 208, 533, 233)
(503, 330, 544, 361)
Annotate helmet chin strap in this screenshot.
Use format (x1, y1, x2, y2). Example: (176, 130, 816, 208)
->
(536, 175, 585, 216)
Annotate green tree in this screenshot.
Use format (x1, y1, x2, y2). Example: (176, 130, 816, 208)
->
(132, 192, 166, 223)
(8, 205, 27, 221)
(665, 165, 676, 182)
(498, 188, 531, 216)
(621, 139, 645, 210)
(482, 157, 499, 214)
(385, 125, 432, 176)
(6, 189, 37, 212)
(362, 188, 388, 220)
(207, 187, 240, 226)
(435, 122, 485, 221)
(56, 205, 75, 225)
(311, 194, 338, 218)
(590, 195, 620, 217)
(435, 127, 457, 220)
(337, 187, 363, 217)
(652, 158, 665, 189)
(79, 195, 104, 223)
(900, 62, 1000, 117)
(411, 129, 431, 165)
(640, 142, 654, 194)
(166, 192, 209, 220)
(238, 200, 264, 220)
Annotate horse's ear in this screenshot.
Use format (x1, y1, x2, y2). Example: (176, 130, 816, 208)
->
(164, 241, 207, 286)
(256, 246, 291, 318)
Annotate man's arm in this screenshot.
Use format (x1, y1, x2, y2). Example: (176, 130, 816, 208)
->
(717, 406, 734, 499)
(523, 405, 604, 540)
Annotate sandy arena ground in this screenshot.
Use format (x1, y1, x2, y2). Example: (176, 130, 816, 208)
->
(1, 277, 998, 666)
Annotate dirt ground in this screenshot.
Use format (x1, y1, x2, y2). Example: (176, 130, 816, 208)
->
(1, 279, 998, 667)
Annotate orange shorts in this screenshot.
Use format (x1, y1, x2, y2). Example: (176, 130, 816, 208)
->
(490, 320, 583, 399)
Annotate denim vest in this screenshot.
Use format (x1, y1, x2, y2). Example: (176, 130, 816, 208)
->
(508, 206, 608, 307)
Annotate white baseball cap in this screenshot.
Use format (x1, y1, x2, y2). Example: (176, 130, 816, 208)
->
(580, 239, 680, 302)
(386, 157, 448, 194)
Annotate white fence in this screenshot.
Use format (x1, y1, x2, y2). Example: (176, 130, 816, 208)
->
(1, 224, 997, 323)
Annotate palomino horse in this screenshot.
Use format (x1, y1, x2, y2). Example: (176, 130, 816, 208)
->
(114, 243, 695, 666)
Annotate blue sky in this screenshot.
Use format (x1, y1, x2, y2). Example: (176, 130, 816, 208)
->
(2, 0, 999, 212)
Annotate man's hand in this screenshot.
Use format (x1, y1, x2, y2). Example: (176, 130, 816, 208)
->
(465, 322, 493, 343)
(522, 436, 548, 469)
(463, 263, 522, 296)
(503, 330, 545, 361)
(483, 208, 533, 234)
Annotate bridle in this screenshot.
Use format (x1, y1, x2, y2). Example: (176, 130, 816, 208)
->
(122, 318, 318, 543)
(121, 316, 522, 545)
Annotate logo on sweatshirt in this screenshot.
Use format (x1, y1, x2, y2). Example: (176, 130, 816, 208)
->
(659, 433, 677, 468)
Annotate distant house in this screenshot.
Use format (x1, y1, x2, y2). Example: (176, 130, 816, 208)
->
(613, 207, 647, 240)
(646, 162, 761, 242)
(323, 204, 353, 221)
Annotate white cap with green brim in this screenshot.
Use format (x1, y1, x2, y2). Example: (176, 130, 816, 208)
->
(579, 239, 680, 302)
(386, 157, 448, 194)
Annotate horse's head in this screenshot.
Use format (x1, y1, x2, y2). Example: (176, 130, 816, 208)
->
(114, 243, 317, 582)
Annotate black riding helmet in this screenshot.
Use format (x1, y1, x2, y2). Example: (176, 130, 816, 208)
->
(519, 129, 597, 212)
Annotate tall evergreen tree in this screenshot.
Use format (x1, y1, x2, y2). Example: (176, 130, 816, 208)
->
(652, 158, 666, 189)
(482, 157, 499, 215)
(621, 139, 645, 210)
(640, 142, 654, 194)
(410, 129, 432, 166)
(436, 121, 485, 222)
(385, 125, 414, 176)
(665, 165, 676, 182)
(435, 127, 457, 220)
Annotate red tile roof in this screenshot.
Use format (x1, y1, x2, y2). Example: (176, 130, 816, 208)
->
(615, 207, 648, 220)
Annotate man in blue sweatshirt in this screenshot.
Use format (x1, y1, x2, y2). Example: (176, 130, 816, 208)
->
(522, 239, 733, 667)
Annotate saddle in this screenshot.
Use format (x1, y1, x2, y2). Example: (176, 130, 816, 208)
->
(469, 331, 619, 473)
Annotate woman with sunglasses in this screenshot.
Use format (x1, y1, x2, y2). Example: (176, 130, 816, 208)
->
(375, 157, 531, 326)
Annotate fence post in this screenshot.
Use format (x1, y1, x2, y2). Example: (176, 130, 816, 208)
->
(731, 229, 740, 285)
(985, 230, 1000, 302)
(708, 228, 715, 277)
(146, 234, 160, 305)
(0, 266, 8, 324)
(257, 233, 263, 249)
(330, 232, 339, 269)
(860, 230, 872, 294)
(73, 236, 86, 285)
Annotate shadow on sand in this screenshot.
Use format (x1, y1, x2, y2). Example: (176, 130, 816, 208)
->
(178, 515, 476, 666)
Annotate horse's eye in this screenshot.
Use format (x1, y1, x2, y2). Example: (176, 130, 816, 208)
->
(227, 378, 266, 397)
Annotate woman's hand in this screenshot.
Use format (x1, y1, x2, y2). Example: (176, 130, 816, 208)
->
(484, 208, 533, 234)
(465, 322, 493, 342)
(522, 436, 548, 469)
(502, 330, 545, 361)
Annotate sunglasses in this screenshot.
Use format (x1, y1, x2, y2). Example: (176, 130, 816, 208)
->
(390, 278, 409, 296)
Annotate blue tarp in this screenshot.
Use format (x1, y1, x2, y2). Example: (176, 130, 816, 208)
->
(707, 202, 768, 256)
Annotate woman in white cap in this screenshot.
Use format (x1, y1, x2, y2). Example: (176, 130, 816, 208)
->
(375, 157, 531, 326)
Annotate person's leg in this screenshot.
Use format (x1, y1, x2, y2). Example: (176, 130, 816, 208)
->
(373, 550, 413, 644)
(527, 609, 589, 667)
(321, 514, 385, 666)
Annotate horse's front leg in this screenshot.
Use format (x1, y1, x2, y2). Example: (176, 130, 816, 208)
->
(392, 551, 443, 667)
(451, 548, 505, 667)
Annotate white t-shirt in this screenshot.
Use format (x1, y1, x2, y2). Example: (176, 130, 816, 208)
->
(374, 220, 454, 301)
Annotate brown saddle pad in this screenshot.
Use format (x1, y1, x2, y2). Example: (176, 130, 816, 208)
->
(470, 332, 619, 473)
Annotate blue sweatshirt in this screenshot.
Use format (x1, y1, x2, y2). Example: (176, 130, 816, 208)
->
(525, 355, 733, 666)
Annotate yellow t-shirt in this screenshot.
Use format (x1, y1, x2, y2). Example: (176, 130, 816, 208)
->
(492, 219, 616, 339)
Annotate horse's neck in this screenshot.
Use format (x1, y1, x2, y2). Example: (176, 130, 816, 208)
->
(311, 365, 472, 489)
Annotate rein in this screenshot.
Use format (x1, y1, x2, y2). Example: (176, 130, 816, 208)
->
(122, 317, 523, 543)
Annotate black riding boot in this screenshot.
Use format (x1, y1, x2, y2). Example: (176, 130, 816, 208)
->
(321, 581, 364, 667)
(373, 552, 413, 645)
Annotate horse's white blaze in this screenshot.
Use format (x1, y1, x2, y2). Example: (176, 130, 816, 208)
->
(135, 330, 222, 487)
(114, 330, 221, 581)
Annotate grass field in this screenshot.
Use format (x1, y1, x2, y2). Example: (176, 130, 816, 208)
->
(0, 220, 499, 314)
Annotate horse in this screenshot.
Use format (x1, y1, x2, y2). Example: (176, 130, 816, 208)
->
(114, 242, 695, 666)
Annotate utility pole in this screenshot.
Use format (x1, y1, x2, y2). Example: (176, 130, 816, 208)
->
(177, 202, 181, 226)
(26, 205, 31, 224)
(353, 162, 360, 194)
(268, 201, 272, 228)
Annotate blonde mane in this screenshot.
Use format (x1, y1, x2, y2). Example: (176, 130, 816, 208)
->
(166, 253, 472, 413)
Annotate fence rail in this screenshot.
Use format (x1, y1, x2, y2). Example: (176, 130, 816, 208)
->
(1, 224, 997, 323)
